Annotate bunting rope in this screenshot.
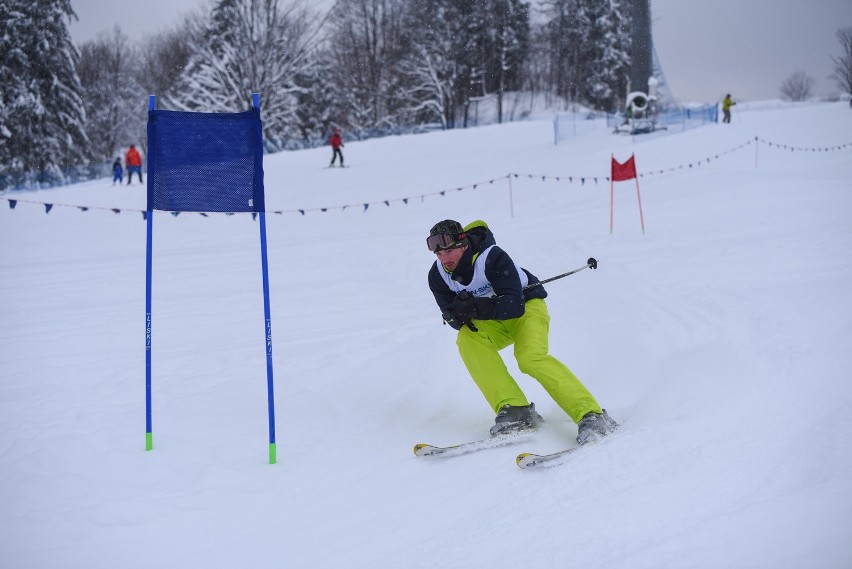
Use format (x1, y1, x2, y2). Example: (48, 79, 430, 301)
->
(3, 136, 849, 218)
(756, 137, 851, 153)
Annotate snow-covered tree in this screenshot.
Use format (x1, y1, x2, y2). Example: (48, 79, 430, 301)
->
(779, 71, 815, 102)
(830, 27, 852, 96)
(77, 28, 143, 162)
(399, 2, 466, 129)
(290, 55, 339, 145)
(325, 0, 410, 131)
(0, 0, 89, 186)
(168, 0, 326, 149)
(395, 0, 532, 128)
(573, 0, 631, 111)
(474, 0, 530, 123)
(523, 20, 554, 106)
(139, 18, 199, 110)
(541, 0, 586, 105)
(540, 0, 631, 111)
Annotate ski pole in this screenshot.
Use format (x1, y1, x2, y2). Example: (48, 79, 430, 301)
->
(524, 257, 598, 291)
(444, 257, 598, 332)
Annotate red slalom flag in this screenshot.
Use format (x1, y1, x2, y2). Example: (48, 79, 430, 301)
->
(611, 154, 637, 181)
(610, 153, 645, 234)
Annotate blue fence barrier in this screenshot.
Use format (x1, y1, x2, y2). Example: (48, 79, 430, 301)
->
(606, 104, 718, 135)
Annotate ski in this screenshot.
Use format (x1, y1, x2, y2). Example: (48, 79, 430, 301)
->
(516, 428, 620, 469)
(413, 430, 534, 459)
(515, 447, 581, 469)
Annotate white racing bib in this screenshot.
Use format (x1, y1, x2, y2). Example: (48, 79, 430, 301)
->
(439, 245, 529, 297)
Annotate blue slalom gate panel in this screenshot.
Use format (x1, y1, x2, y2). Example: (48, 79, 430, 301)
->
(147, 108, 265, 213)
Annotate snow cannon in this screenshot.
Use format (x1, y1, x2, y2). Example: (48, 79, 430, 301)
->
(626, 91, 649, 117)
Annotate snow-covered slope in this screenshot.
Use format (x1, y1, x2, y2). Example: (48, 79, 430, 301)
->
(2, 102, 851, 568)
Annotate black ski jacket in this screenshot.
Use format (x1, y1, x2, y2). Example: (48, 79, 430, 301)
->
(428, 222, 546, 330)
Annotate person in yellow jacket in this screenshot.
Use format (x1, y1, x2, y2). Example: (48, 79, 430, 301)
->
(426, 219, 618, 445)
(722, 94, 736, 123)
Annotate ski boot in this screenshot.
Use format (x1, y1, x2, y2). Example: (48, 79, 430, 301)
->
(576, 409, 618, 445)
(490, 403, 544, 437)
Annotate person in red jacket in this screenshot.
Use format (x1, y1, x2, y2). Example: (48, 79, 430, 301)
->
(329, 127, 344, 167)
(125, 144, 143, 185)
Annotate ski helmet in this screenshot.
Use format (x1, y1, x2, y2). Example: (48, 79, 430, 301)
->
(427, 220, 468, 252)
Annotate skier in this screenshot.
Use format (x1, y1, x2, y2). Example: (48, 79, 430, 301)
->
(722, 94, 736, 124)
(329, 127, 344, 167)
(125, 144, 143, 184)
(426, 219, 618, 444)
(112, 158, 123, 185)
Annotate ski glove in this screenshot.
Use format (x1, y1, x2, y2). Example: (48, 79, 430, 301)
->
(442, 291, 495, 331)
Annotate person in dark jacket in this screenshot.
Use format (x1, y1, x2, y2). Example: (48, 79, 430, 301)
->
(112, 158, 123, 185)
(329, 127, 344, 167)
(427, 219, 617, 444)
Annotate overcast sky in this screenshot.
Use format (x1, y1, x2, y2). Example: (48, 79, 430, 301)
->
(68, 0, 852, 103)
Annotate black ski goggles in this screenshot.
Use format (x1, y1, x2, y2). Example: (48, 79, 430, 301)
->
(427, 232, 466, 252)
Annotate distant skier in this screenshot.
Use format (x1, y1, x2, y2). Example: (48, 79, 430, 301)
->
(329, 127, 344, 167)
(722, 94, 736, 124)
(112, 158, 123, 185)
(426, 219, 618, 444)
(125, 145, 143, 184)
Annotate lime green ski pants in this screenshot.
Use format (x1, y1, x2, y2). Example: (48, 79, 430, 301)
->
(456, 298, 602, 424)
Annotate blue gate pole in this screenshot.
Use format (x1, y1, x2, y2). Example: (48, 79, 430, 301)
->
(253, 92, 277, 464)
(145, 94, 155, 451)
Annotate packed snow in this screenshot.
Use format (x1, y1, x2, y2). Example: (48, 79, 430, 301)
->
(1, 101, 851, 568)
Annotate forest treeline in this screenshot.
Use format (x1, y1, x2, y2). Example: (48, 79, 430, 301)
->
(2, 0, 637, 185)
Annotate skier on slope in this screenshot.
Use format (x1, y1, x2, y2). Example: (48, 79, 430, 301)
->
(112, 158, 123, 185)
(125, 144, 143, 184)
(426, 219, 618, 444)
(329, 127, 344, 167)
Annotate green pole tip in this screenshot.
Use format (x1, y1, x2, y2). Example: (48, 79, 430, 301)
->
(146, 432, 153, 451)
(269, 442, 277, 464)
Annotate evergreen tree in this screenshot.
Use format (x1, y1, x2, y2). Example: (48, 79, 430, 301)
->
(541, 0, 631, 111)
(541, 0, 583, 104)
(0, 0, 89, 186)
(574, 0, 630, 111)
(474, 0, 530, 123)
